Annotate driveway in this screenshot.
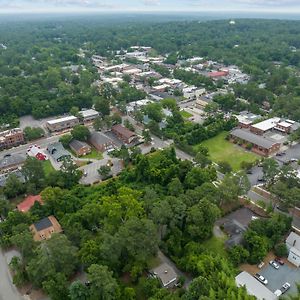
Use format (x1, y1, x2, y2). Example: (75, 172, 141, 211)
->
(0, 249, 24, 300)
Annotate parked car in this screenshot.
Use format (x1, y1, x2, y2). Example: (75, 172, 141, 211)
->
(281, 282, 291, 294)
(269, 260, 280, 269)
(275, 257, 284, 265)
(290, 158, 298, 163)
(254, 273, 268, 285)
(274, 289, 282, 297)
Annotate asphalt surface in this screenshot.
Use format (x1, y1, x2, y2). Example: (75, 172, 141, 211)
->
(0, 249, 24, 300)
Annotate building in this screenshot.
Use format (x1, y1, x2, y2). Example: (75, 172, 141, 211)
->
(250, 117, 281, 135)
(88, 132, 115, 152)
(17, 195, 43, 213)
(151, 263, 178, 288)
(29, 216, 63, 242)
(79, 109, 99, 122)
(274, 120, 294, 134)
(0, 170, 25, 187)
(0, 128, 24, 150)
(235, 271, 277, 300)
(47, 142, 71, 162)
(231, 128, 280, 156)
(207, 70, 229, 78)
(195, 99, 210, 110)
(0, 154, 26, 174)
(46, 116, 79, 132)
(286, 232, 300, 267)
(27, 145, 47, 161)
(69, 139, 91, 156)
(112, 124, 137, 144)
(234, 112, 261, 129)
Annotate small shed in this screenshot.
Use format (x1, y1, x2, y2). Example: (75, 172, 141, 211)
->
(151, 263, 178, 288)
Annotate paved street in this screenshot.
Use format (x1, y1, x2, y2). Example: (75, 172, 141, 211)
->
(0, 249, 24, 300)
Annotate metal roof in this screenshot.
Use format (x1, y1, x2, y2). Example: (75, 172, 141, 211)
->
(231, 129, 278, 149)
(251, 117, 281, 131)
(47, 116, 78, 125)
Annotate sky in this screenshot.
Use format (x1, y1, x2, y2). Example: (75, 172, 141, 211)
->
(1, 0, 300, 13)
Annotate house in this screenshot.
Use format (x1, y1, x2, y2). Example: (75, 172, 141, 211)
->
(0, 170, 25, 187)
(17, 195, 43, 213)
(0, 154, 26, 174)
(79, 109, 99, 122)
(207, 70, 229, 78)
(250, 117, 281, 135)
(286, 232, 300, 267)
(111, 124, 137, 144)
(46, 116, 79, 132)
(47, 142, 71, 162)
(235, 271, 277, 300)
(88, 131, 115, 152)
(69, 139, 91, 156)
(0, 128, 24, 150)
(151, 263, 178, 288)
(29, 215, 63, 241)
(230, 128, 280, 156)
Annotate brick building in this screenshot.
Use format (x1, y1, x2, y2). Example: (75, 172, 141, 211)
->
(111, 124, 137, 144)
(0, 128, 24, 150)
(69, 139, 91, 156)
(46, 116, 79, 132)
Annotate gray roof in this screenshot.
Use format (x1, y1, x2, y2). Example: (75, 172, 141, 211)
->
(0, 154, 26, 170)
(286, 232, 300, 251)
(0, 170, 25, 187)
(69, 139, 91, 152)
(34, 217, 52, 231)
(235, 271, 277, 300)
(47, 142, 71, 161)
(231, 128, 278, 149)
(152, 263, 177, 287)
(89, 132, 113, 147)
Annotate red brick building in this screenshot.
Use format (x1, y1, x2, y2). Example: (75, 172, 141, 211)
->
(112, 124, 137, 144)
(0, 128, 24, 150)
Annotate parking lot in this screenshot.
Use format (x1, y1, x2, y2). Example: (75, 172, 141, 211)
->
(260, 261, 300, 296)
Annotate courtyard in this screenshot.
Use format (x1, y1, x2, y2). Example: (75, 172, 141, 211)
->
(194, 131, 259, 171)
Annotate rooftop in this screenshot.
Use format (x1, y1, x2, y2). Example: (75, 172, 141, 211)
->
(235, 271, 277, 300)
(112, 124, 136, 140)
(89, 131, 114, 146)
(34, 217, 53, 231)
(69, 139, 90, 152)
(152, 263, 177, 287)
(0, 154, 26, 170)
(47, 115, 78, 125)
(231, 128, 279, 149)
(286, 232, 300, 251)
(251, 117, 281, 132)
(79, 109, 99, 118)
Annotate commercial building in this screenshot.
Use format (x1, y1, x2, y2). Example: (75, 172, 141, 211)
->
(88, 132, 115, 152)
(17, 195, 43, 213)
(231, 128, 280, 156)
(286, 232, 300, 267)
(234, 112, 261, 129)
(235, 271, 277, 300)
(46, 116, 79, 132)
(47, 142, 71, 162)
(250, 117, 281, 135)
(151, 263, 178, 288)
(79, 109, 99, 122)
(112, 124, 137, 144)
(29, 216, 63, 241)
(69, 139, 91, 156)
(0, 128, 24, 150)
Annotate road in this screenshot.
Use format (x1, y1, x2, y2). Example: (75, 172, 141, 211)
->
(0, 249, 24, 300)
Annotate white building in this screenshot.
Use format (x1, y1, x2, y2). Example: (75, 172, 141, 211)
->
(286, 232, 300, 267)
(79, 109, 100, 122)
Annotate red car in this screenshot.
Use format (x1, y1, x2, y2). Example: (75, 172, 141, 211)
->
(275, 257, 284, 265)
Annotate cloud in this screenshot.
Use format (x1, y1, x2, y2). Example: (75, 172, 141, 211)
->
(142, 0, 161, 6)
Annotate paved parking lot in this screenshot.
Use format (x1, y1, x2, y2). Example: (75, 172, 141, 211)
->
(260, 262, 300, 296)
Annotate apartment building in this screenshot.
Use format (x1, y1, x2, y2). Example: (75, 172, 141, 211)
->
(0, 128, 24, 150)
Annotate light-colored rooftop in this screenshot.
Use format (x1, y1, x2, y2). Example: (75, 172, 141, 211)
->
(79, 109, 99, 118)
(47, 116, 78, 125)
(235, 271, 277, 300)
(286, 232, 300, 251)
(251, 117, 281, 131)
(152, 263, 177, 288)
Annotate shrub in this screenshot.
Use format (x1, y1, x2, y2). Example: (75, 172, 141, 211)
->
(274, 243, 288, 257)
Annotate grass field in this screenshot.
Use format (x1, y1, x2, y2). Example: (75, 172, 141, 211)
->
(180, 110, 193, 118)
(82, 148, 103, 160)
(43, 160, 55, 175)
(194, 131, 258, 171)
(202, 236, 228, 258)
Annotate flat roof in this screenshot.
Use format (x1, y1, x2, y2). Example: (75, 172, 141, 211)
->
(251, 117, 281, 131)
(286, 232, 300, 251)
(152, 263, 177, 287)
(277, 121, 292, 128)
(47, 116, 78, 125)
(235, 271, 277, 300)
(231, 129, 278, 149)
(79, 109, 99, 118)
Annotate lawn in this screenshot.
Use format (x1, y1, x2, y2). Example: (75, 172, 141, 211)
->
(202, 235, 228, 258)
(43, 160, 55, 175)
(82, 148, 104, 160)
(180, 110, 193, 118)
(194, 131, 258, 171)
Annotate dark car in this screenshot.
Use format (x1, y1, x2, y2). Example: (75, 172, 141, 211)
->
(275, 257, 284, 265)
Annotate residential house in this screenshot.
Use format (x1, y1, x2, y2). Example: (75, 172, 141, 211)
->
(17, 195, 43, 213)
(112, 124, 137, 144)
(29, 215, 63, 242)
(0, 154, 26, 174)
(0, 128, 24, 150)
(286, 231, 300, 267)
(230, 128, 280, 156)
(46, 116, 79, 132)
(69, 139, 91, 156)
(88, 131, 115, 152)
(47, 142, 71, 162)
(151, 263, 178, 288)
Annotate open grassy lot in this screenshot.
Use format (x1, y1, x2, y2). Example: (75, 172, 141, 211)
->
(194, 131, 258, 171)
(201, 235, 228, 258)
(82, 148, 103, 160)
(180, 110, 193, 118)
(42, 160, 55, 175)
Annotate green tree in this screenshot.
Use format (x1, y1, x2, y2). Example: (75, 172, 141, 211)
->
(3, 174, 25, 199)
(98, 165, 111, 180)
(69, 281, 89, 300)
(24, 127, 45, 141)
(94, 97, 110, 116)
(59, 134, 72, 148)
(218, 161, 232, 174)
(142, 129, 152, 144)
(22, 157, 45, 191)
(87, 264, 120, 300)
(71, 125, 90, 141)
(262, 158, 279, 184)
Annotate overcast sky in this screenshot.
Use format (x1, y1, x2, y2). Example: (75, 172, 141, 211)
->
(1, 0, 300, 13)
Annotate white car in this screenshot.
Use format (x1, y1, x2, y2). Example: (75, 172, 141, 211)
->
(269, 260, 279, 269)
(254, 273, 268, 285)
(274, 289, 282, 297)
(281, 282, 291, 294)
